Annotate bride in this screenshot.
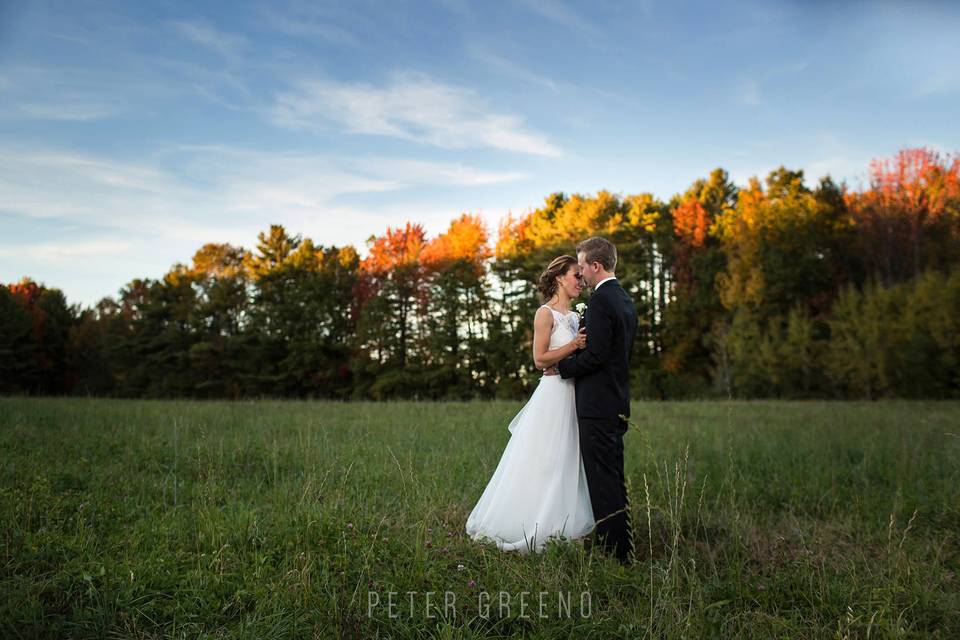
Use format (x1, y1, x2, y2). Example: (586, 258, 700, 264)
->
(465, 255, 595, 553)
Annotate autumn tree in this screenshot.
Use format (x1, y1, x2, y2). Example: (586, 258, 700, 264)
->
(846, 148, 960, 286)
(660, 169, 736, 395)
(6, 146, 959, 401)
(354, 222, 428, 398)
(0, 282, 40, 392)
(419, 213, 492, 398)
(0, 279, 80, 394)
(186, 243, 252, 397)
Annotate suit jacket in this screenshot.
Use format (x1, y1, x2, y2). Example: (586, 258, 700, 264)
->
(558, 279, 637, 419)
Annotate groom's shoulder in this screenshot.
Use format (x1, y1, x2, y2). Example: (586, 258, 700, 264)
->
(606, 281, 636, 313)
(601, 280, 628, 301)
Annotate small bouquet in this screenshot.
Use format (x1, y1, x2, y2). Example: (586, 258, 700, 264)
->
(575, 302, 587, 329)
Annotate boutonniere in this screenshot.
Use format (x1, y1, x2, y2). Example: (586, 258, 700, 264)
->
(575, 302, 587, 323)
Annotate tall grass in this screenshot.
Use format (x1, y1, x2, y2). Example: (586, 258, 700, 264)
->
(1, 397, 958, 638)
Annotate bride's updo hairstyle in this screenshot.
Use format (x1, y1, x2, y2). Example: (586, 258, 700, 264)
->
(537, 255, 577, 302)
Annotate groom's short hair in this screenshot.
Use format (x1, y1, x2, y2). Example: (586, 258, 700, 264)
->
(577, 236, 617, 271)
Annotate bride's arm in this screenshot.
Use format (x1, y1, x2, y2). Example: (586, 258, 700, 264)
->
(532, 307, 583, 370)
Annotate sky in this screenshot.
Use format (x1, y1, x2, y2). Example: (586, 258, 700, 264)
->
(1, 0, 958, 309)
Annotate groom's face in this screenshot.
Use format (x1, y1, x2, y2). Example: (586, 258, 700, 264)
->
(577, 251, 599, 288)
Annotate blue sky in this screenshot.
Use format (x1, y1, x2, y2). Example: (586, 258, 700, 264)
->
(1, 0, 958, 308)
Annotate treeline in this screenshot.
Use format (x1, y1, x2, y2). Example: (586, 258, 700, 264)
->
(3, 148, 959, 400)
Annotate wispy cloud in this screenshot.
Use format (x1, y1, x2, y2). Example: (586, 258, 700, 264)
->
(11, 100, 119, 121)
(171, 20, 246, 59)
(0, 240, 132, 262)
(0, 66, 130, 121)
(467, 45, 559, 93)
(855, 2, 960, 99)
(347, 157, 526, 187)
(733, 61, 808, 108)
(0, 144, 526, 241)
(429, 0, 475, 19)
(269, 71, 563, 157)
(0, 142, 532, 304)
(257, 6, 359, 47)
(516, 0, 602, 42)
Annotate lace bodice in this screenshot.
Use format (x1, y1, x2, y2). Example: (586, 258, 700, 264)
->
(541, 305, 580, 350)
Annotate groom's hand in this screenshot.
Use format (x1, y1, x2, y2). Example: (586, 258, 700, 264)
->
(543, 365, 560, 376)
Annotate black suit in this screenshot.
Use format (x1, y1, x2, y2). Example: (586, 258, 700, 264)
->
(558, 278, 637, 563)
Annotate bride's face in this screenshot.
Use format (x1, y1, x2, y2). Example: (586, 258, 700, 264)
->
(556, 265, 584, 299)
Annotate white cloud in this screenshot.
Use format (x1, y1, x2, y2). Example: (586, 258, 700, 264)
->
(269, 71, 563, 157)
(0, 143, 533, 304)
(346, 157, 526, 187)
(0, 240, 132, 263)
(0, 144, 527, 244)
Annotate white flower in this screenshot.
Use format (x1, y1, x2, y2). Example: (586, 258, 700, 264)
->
(575, 302, 587, 317)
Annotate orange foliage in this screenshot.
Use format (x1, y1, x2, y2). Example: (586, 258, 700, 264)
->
(7, 278, 46, 342)
(854, 147, 960, 217)
(494, 213, 534, 259)
(670, 198, 710, 294)
(361, 222, 427, 275)
(420, 213, 490, 272)
(844, 148, 960, 281)
(672, 198, 709, 248)
(191, 243, 248, 278)
(494, 191, 630, 259)
(7, 278, 42, 306)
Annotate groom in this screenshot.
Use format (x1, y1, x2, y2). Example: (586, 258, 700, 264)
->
(545, 236, 638, 564)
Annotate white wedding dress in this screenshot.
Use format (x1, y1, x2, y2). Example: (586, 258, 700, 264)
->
(465, 305, 595, 554)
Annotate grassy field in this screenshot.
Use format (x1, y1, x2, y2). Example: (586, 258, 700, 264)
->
(1, 397, 958, 638)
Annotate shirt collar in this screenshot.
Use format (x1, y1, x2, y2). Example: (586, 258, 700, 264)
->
(594, 276, 617, 291)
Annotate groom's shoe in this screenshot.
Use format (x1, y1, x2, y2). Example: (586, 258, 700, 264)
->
(580, 531, 599, 555)
(612, 543, 634, 566)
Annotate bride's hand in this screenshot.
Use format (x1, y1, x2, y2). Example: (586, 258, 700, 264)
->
(572, 328, 586, 350)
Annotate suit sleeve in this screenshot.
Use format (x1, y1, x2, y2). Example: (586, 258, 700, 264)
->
(558, 293, 614, 379)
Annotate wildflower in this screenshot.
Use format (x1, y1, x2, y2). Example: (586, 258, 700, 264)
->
(457, 564, 465, 571)
(346, 523, 353, 530)
(468, 580, 476, 588)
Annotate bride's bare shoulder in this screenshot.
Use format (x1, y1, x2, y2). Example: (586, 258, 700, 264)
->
(534, 305, 554, 325)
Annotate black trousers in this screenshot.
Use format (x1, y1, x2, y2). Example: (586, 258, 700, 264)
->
(579, 416, 633, 563)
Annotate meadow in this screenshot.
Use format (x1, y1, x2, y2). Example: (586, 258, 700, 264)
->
(1, 397, 958, 638)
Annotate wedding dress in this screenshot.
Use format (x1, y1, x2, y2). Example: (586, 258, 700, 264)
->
(465, 305, 595, 553)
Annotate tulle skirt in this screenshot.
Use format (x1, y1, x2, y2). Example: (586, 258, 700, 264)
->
(465, 375, 595, 553)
